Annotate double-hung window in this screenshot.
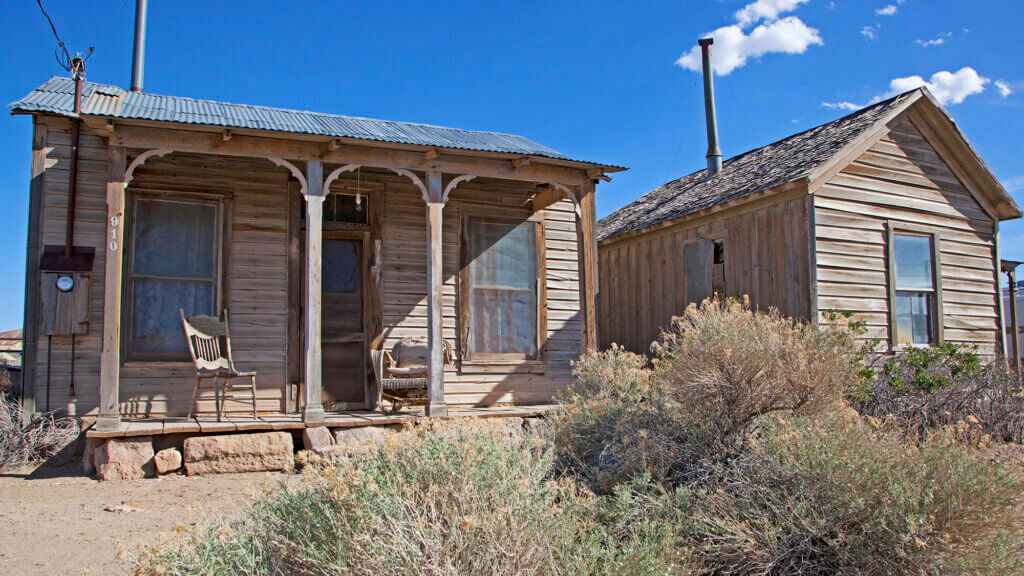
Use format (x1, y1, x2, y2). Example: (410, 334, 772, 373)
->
(890, 231, 940, 345)
(125, 195, 221, 360)
(460, 216, 545, 360)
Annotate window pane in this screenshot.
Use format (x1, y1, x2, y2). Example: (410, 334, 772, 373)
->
(323, 193, 367, 224)
(323, 240, 360, 293)
(894, 234, 933, 290)
(133, 199, 216, 279)
(895, 291, 932, 345)
(132, 278, 215, 355)
(468, 220, 539, 355)
(470, 221, 537, 290)
(470, 288, 538, 356)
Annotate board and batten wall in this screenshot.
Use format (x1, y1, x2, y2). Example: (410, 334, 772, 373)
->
(26, 115, 583, 417)
(597, 189, 813, 354)
(813, 113, 1002, 354)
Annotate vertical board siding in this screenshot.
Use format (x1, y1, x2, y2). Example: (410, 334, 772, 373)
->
(33, 118, 108, 415)
(813, 114, 1000, 353)
(597, 192, 811, 354)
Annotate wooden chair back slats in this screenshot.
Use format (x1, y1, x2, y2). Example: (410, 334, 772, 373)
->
(180, 310, 233, 373)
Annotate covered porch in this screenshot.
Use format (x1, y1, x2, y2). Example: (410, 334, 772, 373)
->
(90, 122, 606, 432)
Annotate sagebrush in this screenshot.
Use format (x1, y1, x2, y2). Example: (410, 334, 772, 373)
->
(0, 396, 78, 469)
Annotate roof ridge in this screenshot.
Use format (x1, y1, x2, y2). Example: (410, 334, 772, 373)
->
(598, 90, 919, 241)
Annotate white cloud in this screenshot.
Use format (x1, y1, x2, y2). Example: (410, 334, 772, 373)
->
(888, 67, 990, 104)
(735, 0, 811, 27)
(1003, 175, 1024, 193)
(916, 31, 952, 47)
(676, 16, 823, 75)
(995, 80, 1013, 97)
(860, 25, 877, 40)
(821, 101, 862, 111)
(875, 4, 898, 15)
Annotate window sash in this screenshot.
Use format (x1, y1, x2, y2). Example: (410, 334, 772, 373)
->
(887, 226, 942, 347)
(461, 216, 543, 360)
(124, 194, 222, 361)
(894, 290, 932, 345)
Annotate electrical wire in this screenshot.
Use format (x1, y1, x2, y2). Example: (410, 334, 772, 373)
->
(35, 0, 94, 76)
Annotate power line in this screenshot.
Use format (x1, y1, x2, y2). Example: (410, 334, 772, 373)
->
(35, 0, 93, 75)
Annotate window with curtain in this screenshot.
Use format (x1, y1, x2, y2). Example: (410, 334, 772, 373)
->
(126, 197, 220, 359)
(892, 233, 936, 345)
(462, 218, 540, 358)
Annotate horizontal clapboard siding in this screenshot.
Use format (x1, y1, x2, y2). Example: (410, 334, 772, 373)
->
(378, 172, 581, 406)
(814, 114, 1000, 353)
(31, 122, 585, 416)
(598, 191, 812, 354)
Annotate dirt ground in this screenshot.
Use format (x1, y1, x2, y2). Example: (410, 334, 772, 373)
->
(0, 458, 292, 575)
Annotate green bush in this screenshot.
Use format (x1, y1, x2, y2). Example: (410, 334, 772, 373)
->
(687, 415, 1024, 575)
(857, 345, 1024, 443)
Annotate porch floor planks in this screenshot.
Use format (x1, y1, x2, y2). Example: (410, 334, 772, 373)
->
(85, 404, 556, 438)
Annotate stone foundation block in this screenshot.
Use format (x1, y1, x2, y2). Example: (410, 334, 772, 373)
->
(183, 432, 294, 476)
(93, 437, 155, 481)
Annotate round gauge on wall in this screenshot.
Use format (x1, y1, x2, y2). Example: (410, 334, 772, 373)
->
(56, 275, 74, 293)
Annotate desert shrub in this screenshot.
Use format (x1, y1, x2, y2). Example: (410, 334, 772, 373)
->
(0, 396, 78, 469)
(134, 424, 685, 576)
(686, 415, 1024, 575)
(555, 298, 862, 491)
(654, 298, 862, 431)
(857, 345, 1024, 443)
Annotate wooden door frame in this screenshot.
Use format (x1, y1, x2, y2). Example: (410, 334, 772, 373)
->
(320, 230, 371, 410)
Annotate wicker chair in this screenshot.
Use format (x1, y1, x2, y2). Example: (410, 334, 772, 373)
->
(180, 309, 257, 421)
(371, 337, 452, 413)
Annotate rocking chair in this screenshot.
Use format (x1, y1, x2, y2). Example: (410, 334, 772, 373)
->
(180, 309, 258, 421)
(371, 337, 452, 413)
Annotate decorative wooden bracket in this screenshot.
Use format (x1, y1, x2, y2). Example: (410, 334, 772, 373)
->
(324, 164, 361, 192)
(270, 157, 309, 196)
(443, 174, 476, 203)
(124, 149, 172, 184)
(392, 168, 429, 201)
(530, 182, 577, 213)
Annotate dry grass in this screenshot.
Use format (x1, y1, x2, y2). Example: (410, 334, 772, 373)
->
(0, 396, 78, 470)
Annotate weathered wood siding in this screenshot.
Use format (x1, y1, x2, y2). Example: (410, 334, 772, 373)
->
(813, 113, 1001, 353)
(598, 191, 812, 354)
(29, 121, 582, 416)
(31, 117, 107, 415)
(375, 172, 582, 406)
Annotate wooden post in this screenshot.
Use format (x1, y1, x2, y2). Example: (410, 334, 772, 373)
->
(20, 123, 47, 416)
(97, 143, 127, 432)
(303, 160, 325, 422)
(1007, 265, 1020, 375)
(425, 171, 447, 417)
(576, 180, 598, 353)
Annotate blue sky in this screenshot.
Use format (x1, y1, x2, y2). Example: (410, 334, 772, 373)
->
(0, 0, 1021, 330)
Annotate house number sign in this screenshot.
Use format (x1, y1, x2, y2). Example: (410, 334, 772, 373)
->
(109, 216, 119, 252)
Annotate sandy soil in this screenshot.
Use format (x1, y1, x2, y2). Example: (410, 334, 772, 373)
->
(0, 459, 292, 575)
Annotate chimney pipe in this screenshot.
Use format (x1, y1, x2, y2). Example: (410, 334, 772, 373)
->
(699, 38, 722, 176)
(130, 0, 148, 92)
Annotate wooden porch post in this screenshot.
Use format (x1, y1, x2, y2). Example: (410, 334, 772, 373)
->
(576, 179, 598, 353)
(97, 143, 127, 432)
(425, 171, 447, 417)
(303, 160, 326, 422)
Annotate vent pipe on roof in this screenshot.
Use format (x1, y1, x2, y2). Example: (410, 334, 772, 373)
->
(699, 38, 723, 176)
(130, 0, 148, 92)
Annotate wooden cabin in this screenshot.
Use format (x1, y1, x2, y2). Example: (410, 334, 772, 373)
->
(598, 88, 1021, 356)
(10, 77, 622, 433)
